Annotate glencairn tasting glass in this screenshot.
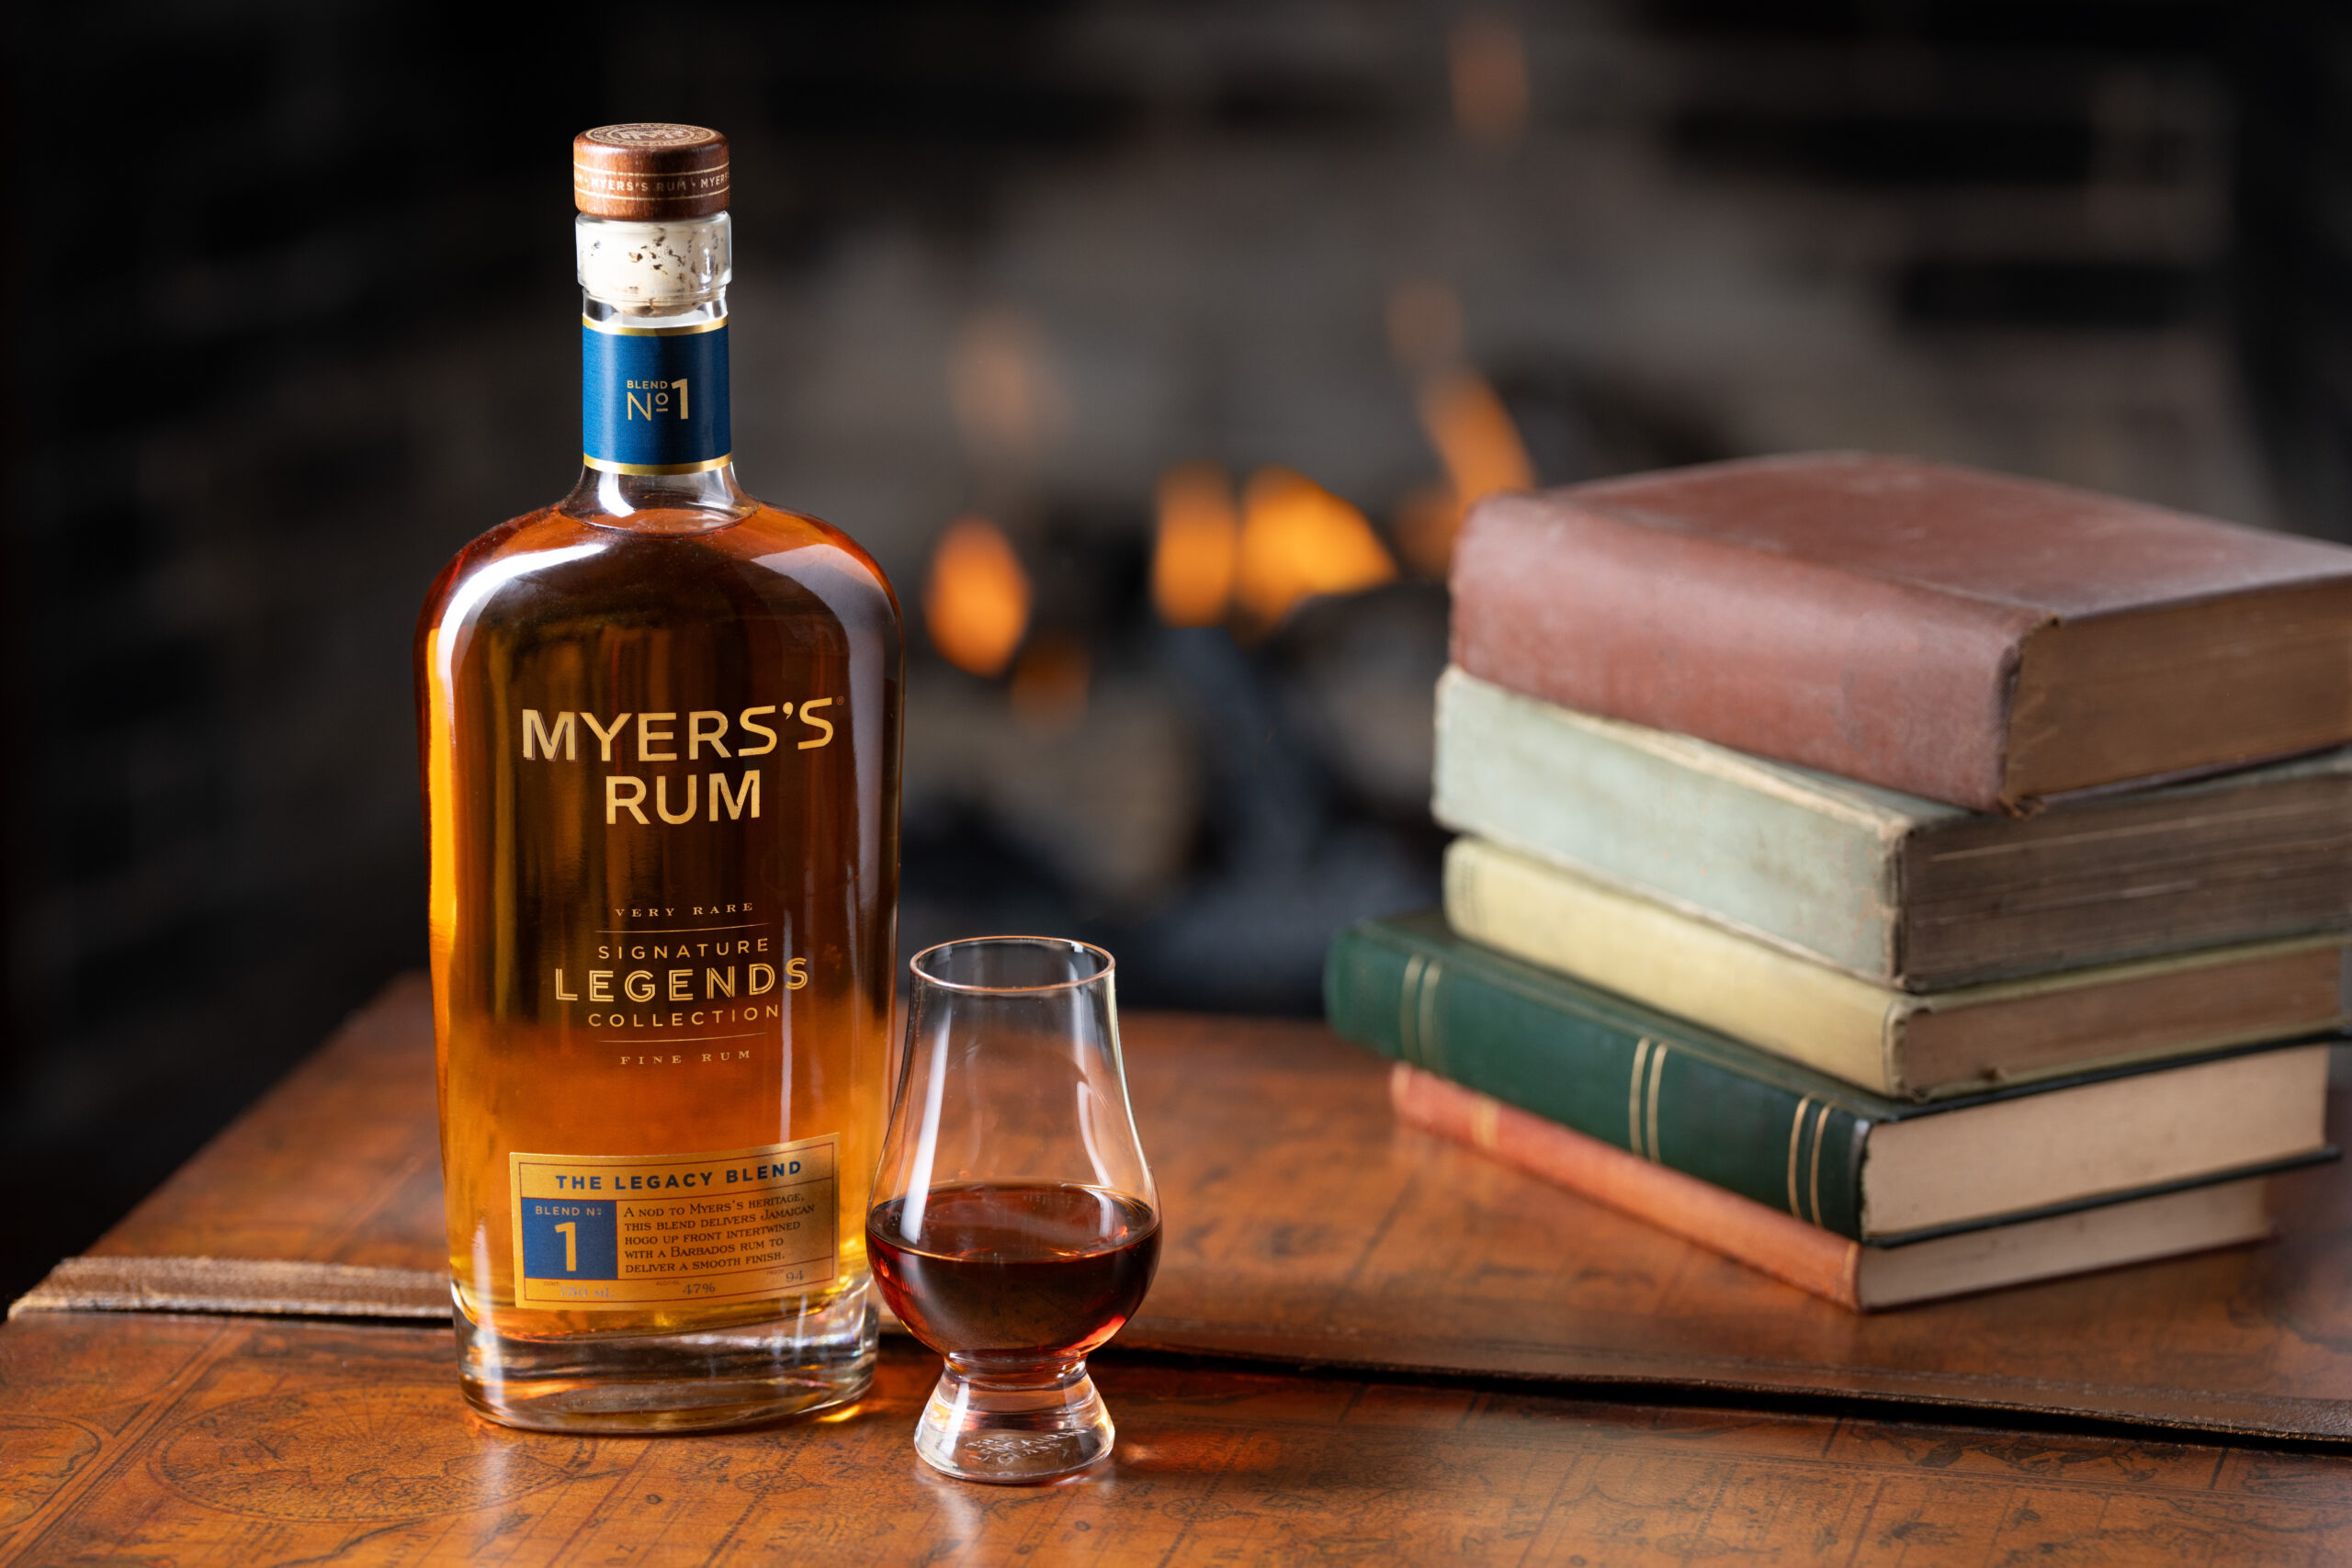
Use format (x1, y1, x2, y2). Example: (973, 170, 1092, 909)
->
(868, 939, 1161, 1483)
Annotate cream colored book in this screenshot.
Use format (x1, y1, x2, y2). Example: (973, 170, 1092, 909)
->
(1444, 836, 2352, 1100)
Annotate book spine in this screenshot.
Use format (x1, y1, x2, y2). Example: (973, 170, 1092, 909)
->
(1443, 838, 1904, 1095)
(1449, 491, 2043, 811)
(1325, 919, 1872, 1236)
(1431, 668, 1908, 979)
(1390, 1064, 1862, 1310)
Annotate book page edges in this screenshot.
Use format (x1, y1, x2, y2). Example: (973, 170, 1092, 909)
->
(1860, 1044, 2330, 1238)
(1854, 1179, 2272, 1310)
(2007, 580, 2352, 805)
(1903, 933, 2352, 1013)
(1389, 1062, 1863, 1310)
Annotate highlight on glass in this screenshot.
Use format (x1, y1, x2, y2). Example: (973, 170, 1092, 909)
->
(866, 937, 1160, 1483)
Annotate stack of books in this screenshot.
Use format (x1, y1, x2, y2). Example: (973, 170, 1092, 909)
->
(1328, 453, 2352, 1309)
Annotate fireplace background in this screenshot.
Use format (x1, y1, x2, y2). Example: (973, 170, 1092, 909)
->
(2, 0, 2343, 1292)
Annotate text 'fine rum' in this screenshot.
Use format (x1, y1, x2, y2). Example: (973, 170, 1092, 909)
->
(415, 124, 902, 1433)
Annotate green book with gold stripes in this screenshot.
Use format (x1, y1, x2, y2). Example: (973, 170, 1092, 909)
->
(1325, 911, 2335, 1243)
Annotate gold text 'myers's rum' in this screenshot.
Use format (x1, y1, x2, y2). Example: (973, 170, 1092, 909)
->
(415, 125, 901, 1432)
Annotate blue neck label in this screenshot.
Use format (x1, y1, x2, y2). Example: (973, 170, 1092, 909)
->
(582, 316, 732, 473)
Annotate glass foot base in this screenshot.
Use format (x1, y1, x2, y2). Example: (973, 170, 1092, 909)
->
(913, 1360, 1114, 1483)
(456, 1280, 877, 1434)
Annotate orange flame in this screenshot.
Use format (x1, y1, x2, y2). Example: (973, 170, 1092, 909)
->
(923, 517, 1031, 676)
(1236, 468, 1396, 626)
(1403, 370, 1535, 576)
(1151, 462, 1241, 626)
(1421, 371, 1534, 502)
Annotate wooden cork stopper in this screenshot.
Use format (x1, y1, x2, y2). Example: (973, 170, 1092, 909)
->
(572, 124, 729, 220)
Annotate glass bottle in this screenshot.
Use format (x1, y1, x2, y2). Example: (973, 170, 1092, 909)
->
(413, 124, 901, 1433)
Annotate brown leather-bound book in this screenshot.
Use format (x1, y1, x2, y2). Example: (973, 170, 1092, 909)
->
(1451, 453, 2352, 811)
(1388, 1063, 2276, 1311)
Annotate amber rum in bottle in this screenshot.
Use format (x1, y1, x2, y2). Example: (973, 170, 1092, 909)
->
(415, 124, 901, 1432)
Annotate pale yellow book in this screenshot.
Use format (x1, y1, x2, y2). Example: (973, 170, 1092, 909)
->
(1443, 836, 2351, 1100)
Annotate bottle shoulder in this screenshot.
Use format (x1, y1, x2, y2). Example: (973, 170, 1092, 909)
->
(419, 500, 902, 646)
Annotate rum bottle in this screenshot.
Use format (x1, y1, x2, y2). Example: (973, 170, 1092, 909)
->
(414, 124, 901, 1432)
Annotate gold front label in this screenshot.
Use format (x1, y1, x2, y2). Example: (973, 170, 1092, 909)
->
(508, 1135, 838, 1309)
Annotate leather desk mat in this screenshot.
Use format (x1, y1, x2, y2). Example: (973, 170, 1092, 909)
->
(54, 975, 2352, 1444)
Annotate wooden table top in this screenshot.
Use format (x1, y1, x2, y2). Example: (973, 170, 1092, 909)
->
(6, 977, 2352, 1564)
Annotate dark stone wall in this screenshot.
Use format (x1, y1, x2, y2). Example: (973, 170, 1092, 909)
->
(2234, 0, 2352, 540)
(3, 3, 600, 1290)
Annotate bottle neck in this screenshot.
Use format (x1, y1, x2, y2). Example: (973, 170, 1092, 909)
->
(566, 212, 749, 527)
